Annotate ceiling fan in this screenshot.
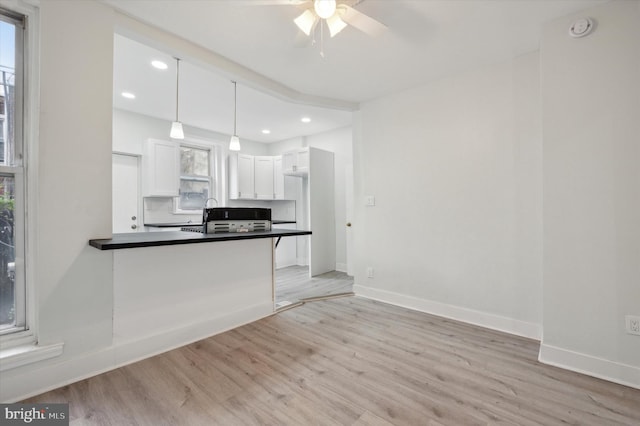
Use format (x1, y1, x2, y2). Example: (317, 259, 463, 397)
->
(258, 0, 387, 39)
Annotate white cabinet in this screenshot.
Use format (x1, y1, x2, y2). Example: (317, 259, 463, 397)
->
(230, 154, 298, 200)
(282, 148, 310, 176)
(274, 156, 285, 199)
(229, 153, 255, 199)
(254, 156, 275, 199)
(142, 138, 179, 197)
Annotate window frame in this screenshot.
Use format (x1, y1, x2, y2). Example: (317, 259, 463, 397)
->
(174, 139, 221, 214)
(0, 0, 38, 347)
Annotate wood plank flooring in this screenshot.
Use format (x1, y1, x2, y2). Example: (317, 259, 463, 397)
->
(25, 297, 640, 425)
(275, 265, 354, 305)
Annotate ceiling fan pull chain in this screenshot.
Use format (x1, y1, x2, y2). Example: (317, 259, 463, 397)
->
(320, 18, 325, 58)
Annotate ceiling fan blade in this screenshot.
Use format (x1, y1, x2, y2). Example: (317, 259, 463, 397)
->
(240, 0, 309, 5)
(339, 4, 386, 37)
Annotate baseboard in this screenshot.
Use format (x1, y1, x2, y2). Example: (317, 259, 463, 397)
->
(539, 343, 640, 390)
(296, 257, 309, 266)
(275, 259, 297, 269)
(1, 301, 273, 403)
(354, 284, 541, 340)
(335, 263, 347, 273)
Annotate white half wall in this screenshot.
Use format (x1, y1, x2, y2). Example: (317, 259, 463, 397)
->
(353, 52, 543, 337)
(540, 0, 640, 388)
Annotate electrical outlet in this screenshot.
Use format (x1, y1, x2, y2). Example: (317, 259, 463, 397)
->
(366, 267, 374, 278)
(626, 315, 640, 336)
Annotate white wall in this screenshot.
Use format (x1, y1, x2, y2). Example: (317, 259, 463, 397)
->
(539, 0, 640, 387)
(1, 0, 115, 401)
(353, 52, 543, 338)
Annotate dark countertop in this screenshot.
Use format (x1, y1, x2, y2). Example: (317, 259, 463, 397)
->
(145, 220, 296, 227)
(89, 228, 310, 250)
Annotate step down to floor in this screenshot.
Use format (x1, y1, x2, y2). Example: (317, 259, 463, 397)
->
(275, 292, 355, 314)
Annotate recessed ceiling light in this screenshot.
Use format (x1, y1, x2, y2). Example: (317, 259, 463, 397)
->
(301, 117, 311, 123)
(151, 60, 168, 70)
(262, 129, 271, 134)
(121, 92, 136, 99)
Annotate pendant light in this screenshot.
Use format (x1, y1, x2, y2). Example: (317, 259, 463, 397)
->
(229, 80, 241, 151)
(170, 57, 184, 139)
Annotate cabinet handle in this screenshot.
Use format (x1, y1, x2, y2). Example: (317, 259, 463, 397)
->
(346, 222, 352, 227)
(131, 216, 137, 221)
(131, 224, 138, 230)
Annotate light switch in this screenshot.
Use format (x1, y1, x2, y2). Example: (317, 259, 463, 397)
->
(365, 195, 375, 206)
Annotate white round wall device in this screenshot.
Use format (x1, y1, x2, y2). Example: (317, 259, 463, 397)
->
(569, 18, 594, 38)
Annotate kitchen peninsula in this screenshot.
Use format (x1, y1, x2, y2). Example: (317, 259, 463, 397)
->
(88, 227, 310, 367)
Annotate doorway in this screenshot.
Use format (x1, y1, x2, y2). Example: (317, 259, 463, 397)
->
(112, 153, 140, 233)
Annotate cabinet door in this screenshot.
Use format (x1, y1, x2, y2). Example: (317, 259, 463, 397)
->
(296, 149, 310, 174)
(282, 151, 296, 174)
(254, 156, 274, 199)
(273, 156, 285, 200)
(142, 139, 179, 197)
(237, 154, 255, 199)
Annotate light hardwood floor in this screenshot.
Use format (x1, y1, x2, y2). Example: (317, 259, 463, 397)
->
(25, 297, 640, 425)
(275, 265, 354, 305)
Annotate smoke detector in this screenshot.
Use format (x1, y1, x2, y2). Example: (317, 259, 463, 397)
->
(569, 18, 594, 38)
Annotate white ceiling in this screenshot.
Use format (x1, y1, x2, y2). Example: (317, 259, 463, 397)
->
(113, 34, 353, 143)
(110, 0, 608, 142)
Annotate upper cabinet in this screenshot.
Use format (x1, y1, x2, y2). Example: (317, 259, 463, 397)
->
(229, 153, 255, 199)
(282, 148, 309, 176)
(229, 153, 298, 200)
(142, 138, 180, 197)
(254, 156, 275, 200)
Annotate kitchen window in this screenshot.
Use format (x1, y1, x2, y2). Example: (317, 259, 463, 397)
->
(0, 7, 26, 337)
(177, 145, 215, 211)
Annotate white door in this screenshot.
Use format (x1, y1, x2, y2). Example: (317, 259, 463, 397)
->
(345, 163, 354, 276)
(113, 154, 140, 233)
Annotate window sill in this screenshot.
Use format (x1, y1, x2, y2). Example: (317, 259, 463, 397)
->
(0, 342, 64, 372)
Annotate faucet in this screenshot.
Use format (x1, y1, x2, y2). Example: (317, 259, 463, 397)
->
(202, 198, 219, 224)
(204, 198, 219, 208)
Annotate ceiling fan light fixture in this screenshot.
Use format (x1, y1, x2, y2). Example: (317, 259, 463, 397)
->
(314, 0, 336, 19)
(294, 9, 318, 36)
(326, 13, 347, 37)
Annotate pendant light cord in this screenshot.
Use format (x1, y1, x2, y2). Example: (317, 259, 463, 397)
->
(232, 80, 237, 135)
(175, 58, 180, 121)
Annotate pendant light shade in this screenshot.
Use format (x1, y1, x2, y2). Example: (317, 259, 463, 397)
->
(229, 135, 241, 152)
(171, 57, 184, 139)
(229, 81, 241, 152)
(170, 121, 184, 139)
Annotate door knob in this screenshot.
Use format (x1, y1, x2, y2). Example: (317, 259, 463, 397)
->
(131, 216, 137, 221)
(131, 224, 137, 230)
(346, 222, 352, 227)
